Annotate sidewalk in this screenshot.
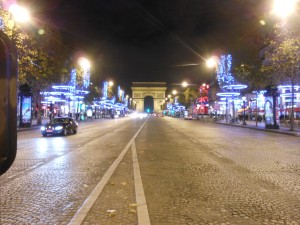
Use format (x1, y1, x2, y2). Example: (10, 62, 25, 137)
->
(206, 117, 300, 137)
(17, 118, 50, 132)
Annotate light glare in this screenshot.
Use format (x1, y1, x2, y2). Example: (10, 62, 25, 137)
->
(78, 57, 90, 70)
(9, 4, 30, 23)
(272, 0, 296, 19)
(206, 56, 218, 68)
(259, 20, 266, 26)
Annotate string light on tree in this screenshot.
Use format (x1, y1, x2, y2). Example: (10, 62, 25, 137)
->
(103, 81, 108, 99)
(78, 57, 90, 88)
(70, 69, 77, 87)
(217, 54, 235, 88)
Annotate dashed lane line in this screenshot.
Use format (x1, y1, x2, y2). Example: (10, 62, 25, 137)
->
(68, 119, 147, 225)
(132, 141, 151, 225)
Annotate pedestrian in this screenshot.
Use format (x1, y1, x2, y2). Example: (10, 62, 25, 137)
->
(34, 111, 38, 119)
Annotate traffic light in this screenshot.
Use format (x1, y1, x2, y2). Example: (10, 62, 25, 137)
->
(0, 31, 18, 175)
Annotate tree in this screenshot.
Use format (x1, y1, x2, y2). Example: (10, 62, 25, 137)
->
(83, 84, 101, 105)
(1, 8, 72, 124)
(234, 63, 268, 92)
(261, 23, 300, 131)
(17, 26, 71, 125)
(183, 87, 199, 109)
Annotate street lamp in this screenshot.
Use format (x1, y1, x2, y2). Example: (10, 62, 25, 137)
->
(206, 56, 218, 68)
(78, 57, 91, 89)
(9, 4, 30, 23)
(242, 96, 247, 125)
(272, 0, 296, 19)
(4, 4, 31, 39)
(78, 57, 90, 70)
(182, 81, 188, 88)
(271, 0, 296, 131)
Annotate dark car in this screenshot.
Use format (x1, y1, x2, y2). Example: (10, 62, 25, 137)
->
(41, 117, 78, 137)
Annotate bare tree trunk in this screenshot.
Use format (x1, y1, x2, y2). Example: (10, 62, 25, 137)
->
(36, 91, 42, 125)
(290, 68, 295, 131)
(232, 96, 235, 123)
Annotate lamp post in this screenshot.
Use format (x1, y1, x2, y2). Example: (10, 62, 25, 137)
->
(242, 96, 247, 125)
(9, 4, 30, 23)
(271, 0, 296, 131)
(272, 0, 296, 20)
(78, 57, 91, 89)
(206, 56, 219, 118)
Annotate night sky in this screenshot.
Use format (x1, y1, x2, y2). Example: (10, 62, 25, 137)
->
(26, 0, 271, 93)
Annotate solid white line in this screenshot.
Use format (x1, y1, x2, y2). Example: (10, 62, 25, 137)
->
(212, 151, 223, 158)
(132, 141, 151, 225)
(68, 119, 147, 225)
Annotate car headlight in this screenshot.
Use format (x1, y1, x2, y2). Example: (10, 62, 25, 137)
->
(55, 126, 63, 131)
(41, 126, 46, 131)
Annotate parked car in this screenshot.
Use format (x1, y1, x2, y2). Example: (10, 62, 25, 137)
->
(41, 117, 78, 137)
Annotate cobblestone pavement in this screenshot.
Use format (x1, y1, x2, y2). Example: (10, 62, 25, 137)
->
(1, 116, 300, 224)
(135, 117, 300, 225)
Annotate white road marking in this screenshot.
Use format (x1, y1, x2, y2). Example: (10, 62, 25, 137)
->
(68, 119, 147, 225)
(132, 141, 151, 225)
(7, 162, 44, 179)
(212, 151, 223, 158)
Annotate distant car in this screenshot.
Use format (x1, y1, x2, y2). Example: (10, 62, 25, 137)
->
(41, 117, 78, 137)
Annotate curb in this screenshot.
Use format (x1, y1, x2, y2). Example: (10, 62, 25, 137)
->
(215, 121, 300, 137)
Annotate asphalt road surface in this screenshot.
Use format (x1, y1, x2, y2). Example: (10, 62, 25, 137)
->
(1, 115, 300, 225)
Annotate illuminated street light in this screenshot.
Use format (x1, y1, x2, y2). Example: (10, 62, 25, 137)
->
(4, 4, 31, 37)
(272, 0, 296, 19)
(271, 0, 297, 131)
(108, 81, 114, 87)
(78, 57, 90, 70)
(182, 81, 188, 88)
(206, 56, 218, 68)
(78, 57, 91, 88)
(172, 90, 177, 95)
(9, 4, 30, 23)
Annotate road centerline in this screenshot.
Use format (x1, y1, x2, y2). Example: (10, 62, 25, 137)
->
(132, 141, 151, 225)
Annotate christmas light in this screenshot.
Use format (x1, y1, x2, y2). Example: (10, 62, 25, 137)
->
(217, 54, 235, 88)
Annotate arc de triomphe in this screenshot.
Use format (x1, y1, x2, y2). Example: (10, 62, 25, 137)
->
(131, 82, 167, 113)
